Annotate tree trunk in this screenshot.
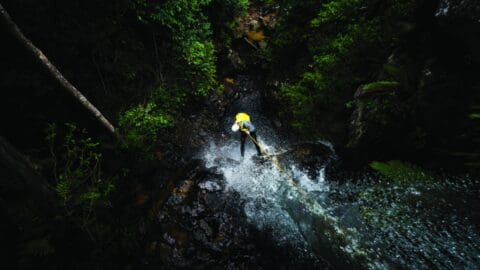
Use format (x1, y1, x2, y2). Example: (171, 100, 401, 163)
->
(0, 3, 116, 135)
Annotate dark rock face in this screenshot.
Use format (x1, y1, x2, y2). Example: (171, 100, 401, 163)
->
(436, 0, 480, 54)
(142, 160, 324, 269)
(435, 0, 480, 20)
(142, 161, 254, 268)
(276, 142, 335, 179)
(345, 0, 480, 169)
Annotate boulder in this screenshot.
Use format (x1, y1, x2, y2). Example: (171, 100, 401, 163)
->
(276, 142, 335, 179)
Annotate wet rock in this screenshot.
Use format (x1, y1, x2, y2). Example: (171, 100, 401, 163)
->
(258, 40, 268, 49)
(354, 81, 400, 99)
(435, 0, 480, 63)
(213, 157, 240, 167)
(143, 159, 328, 268)
(193, 227, 209, 244)
(260, 12, 278, 30)
(198, 219, 213, 237)
(167, 180, 194, 205)
(250, 19, 261, 31)
(198, 180, 222, 192)
(276, 142, 335, 178)
(163, 232, 176, 247)
(227, 49, 245, 69)
(273, 119, 282, 128)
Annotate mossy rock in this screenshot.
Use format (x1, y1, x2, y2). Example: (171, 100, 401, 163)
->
(355, 81, 400, 99)
(469, 113, 480, 120)
(369, 160, 434, 183)
(383, 64, 403, 77)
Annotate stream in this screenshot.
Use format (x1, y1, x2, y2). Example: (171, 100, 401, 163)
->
(199, 77, 480, 269)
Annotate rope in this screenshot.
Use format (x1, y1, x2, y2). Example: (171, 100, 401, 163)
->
(246, 132, 303, 190)
(246, 132, 324, 209)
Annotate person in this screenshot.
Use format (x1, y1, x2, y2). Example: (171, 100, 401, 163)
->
(231, 112, 262, 157)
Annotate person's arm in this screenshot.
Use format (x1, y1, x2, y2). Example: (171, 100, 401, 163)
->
(243, 121, 256, 133)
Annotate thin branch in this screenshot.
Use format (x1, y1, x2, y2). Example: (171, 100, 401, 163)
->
(92, 54, 108, 95)
(0, 4, 116, 135)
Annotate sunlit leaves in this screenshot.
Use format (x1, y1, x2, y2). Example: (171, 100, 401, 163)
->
(118, 101, 172, 152)
(134, 0, 217, 97)
(311, 0, 362, 26)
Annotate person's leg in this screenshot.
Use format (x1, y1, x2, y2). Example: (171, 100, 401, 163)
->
(251, 132, 262, 156)
(240, 132, 246, 157)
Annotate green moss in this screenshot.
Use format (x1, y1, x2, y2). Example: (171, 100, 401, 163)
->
(383, 64, 403, 76)
(369, 160, 434, 183)
(361, 81, 400, 93)
(469, 113, 480, 120)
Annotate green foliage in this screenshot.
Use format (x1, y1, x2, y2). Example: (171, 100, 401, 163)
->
(21, 238, 55, 258)
(45, 123, 115, 237)
(278, 72, 328, 130)
(469, 113, 480, 120)
(361, 81, 400, 92)
(255, 0, 275, 5)
(383, 64, 403, 77)
(118, 101, 172, 153)
(390, 0, 417, 18)
(215, 0, 249, 17)
(370, 160, 434, 183)
(361, 159, 435, 227)
(55, 177, 72, 203)
(358, 91, 409, 127)
(134, 0, 218, 97)
(267, 0, 418, 136)
(152, 85, 187, 110)
(209, 0, 249, 52)
(278, 84, 313, 130)
(311, 0, 361, 26)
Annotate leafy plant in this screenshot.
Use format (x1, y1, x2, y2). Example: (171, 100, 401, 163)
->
(361, 81, 400, 93)
(134, 0, 218, 97)
(21, 237, 55, 258)
(266, 0, 418, 136)
(118, 101, 172, 153)
(45, 123, 115, 240)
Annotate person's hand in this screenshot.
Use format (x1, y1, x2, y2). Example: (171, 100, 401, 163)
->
(245, 130, 250, 135)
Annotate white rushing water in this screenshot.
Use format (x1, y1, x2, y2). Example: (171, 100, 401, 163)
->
(201, 137, 366, 266)
(203, 139, 325, 231)
(200, 77, 480, 269)
(201, 130, 480, 269)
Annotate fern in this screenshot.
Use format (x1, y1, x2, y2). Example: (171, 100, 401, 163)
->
(22, 238, 55, 257)
(55, 177, 71, 203)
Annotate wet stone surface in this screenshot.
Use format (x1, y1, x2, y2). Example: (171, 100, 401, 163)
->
(143, 160, 326, 269)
